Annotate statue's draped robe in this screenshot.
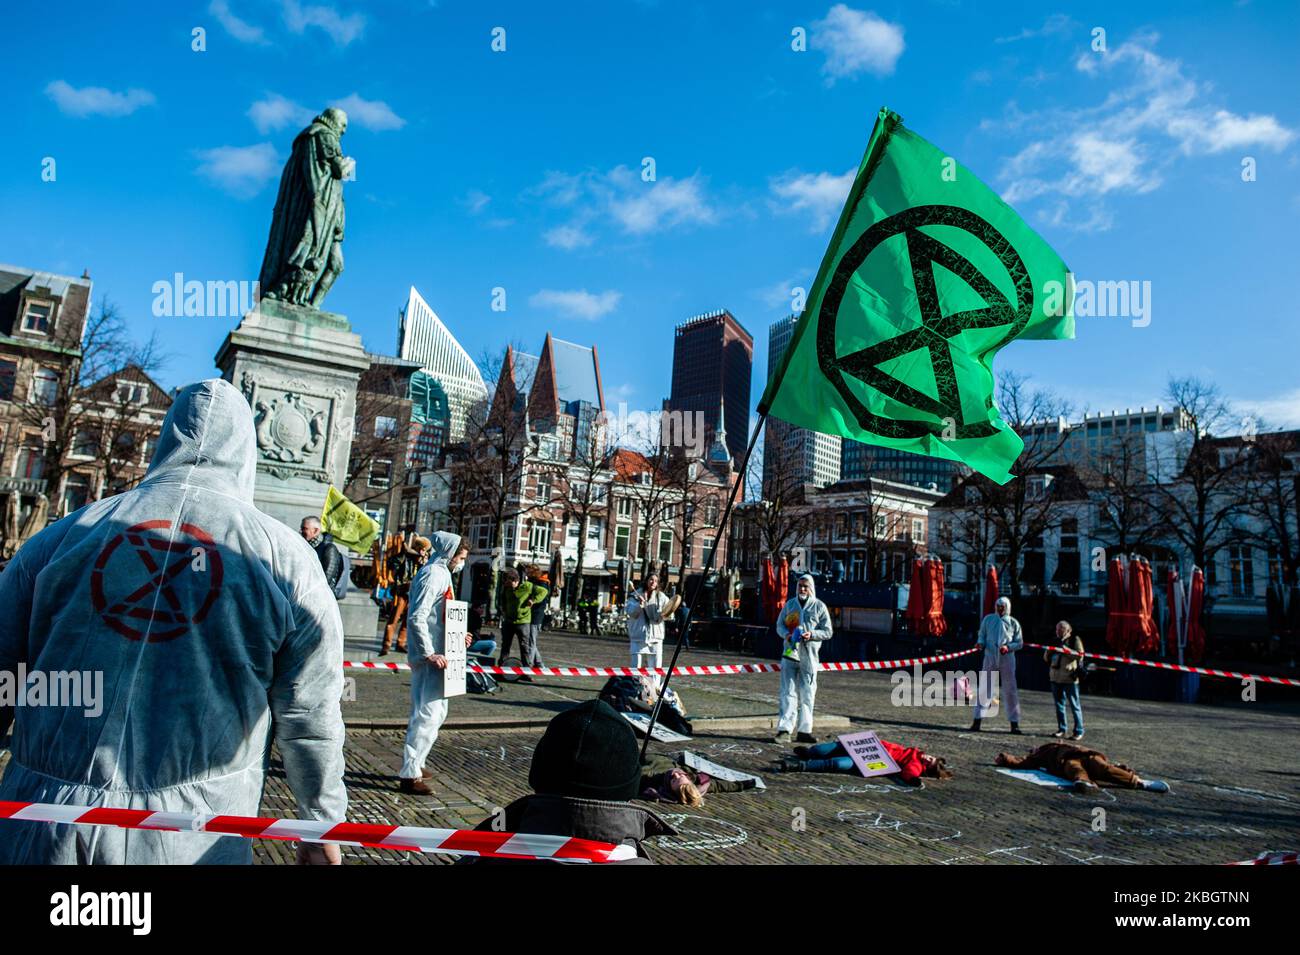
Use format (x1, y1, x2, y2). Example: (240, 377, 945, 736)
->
(258, 120, 346, 305)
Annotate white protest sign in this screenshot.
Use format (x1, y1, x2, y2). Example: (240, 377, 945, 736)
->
(680, 751, 766, 790)
(622, 712, 691, 742)
(433, 599, 468, 700)
(837, 730, 901, 778)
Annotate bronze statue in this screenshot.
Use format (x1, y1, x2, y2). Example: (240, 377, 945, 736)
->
(258, 107, 354, 308)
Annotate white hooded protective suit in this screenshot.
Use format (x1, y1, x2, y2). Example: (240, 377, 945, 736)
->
(775, 574, 833, 735)
(399, 532, 461, 780)
(973, 596, 1022, 722)
(0, 379, 347, 864)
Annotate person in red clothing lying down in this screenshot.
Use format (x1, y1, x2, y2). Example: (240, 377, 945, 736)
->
(772, 739, 953, 784)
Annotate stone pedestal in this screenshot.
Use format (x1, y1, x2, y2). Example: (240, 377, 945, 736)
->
(214, 298, 370, 529)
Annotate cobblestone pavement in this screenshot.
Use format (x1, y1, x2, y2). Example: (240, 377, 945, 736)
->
(253, 630, 1300, 865)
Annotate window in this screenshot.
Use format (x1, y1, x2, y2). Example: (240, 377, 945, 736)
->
(657, 528, 673, 562)
(616, 497, 633, 520)
(662, 504, 676, 521)
(63, 473, 91, 514)
(72, 427, 100, 458)
(113, 432, 136, 460)
(704, 496, 719, 526)
(874, 513, 887, 537)
(504, 519, 516, 551)
(834, 514, 848, 540)
(586, 517, 603, 544)
(528, 520, 552, 555)
(400, 496, 418, 529)
(472, 517, 493, 550)
(682, 535, 693, 569)
(1228, 546, 1254, 597)
(535, 473, 552, 503)
(374, 415, 398, 438)
(615, 525, 630, 558)
(115, 381, 146, 405)
(911, 518, 924, 541)
(0, 360, 17, 401)
(368, 458, 392, 488)
(566, 520, 580, 544)
(21, 300, 53, 334)
(17, 435, 44, 480)
(636, 527, 647, 560)
(32, 368, 58, 406)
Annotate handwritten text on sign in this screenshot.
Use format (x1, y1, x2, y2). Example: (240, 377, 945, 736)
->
(837, 730, 901, 778)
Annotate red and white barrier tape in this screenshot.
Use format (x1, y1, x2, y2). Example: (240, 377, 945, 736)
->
(344, 647, 981, 677)
(1225, 851, 1299, 866)
(1025, 643, 1300, 687)
(0, 801, 634, 863)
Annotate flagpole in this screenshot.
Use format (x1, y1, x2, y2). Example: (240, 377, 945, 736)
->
(638, 410, 768, 763)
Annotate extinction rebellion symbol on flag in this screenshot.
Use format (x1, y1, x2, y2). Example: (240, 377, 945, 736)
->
(91, 519, 224, 642)
(817, 204, 1033, 442)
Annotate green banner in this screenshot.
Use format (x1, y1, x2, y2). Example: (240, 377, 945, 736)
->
(760, 108, 1074, 484)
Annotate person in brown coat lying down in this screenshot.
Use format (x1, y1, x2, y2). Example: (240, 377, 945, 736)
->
(995, 742, 1170, 793)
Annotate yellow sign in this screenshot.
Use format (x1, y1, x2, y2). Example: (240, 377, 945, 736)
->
(320, 485, 380, 554)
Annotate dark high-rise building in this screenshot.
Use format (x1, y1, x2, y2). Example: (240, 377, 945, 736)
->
(665, 309, 752, 465)
(840, 441, 960, 492)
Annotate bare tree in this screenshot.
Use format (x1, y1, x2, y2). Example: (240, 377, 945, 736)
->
(1083, 430, 1162, 555)
(1151, 376, 1247, 569)
(1241, 429, 1299, 587)
(345, 364, 411, 508)
(543, 421, 611, 609)
(961, 371, 1074, 597)
(743, 434, 815, 564)
(15, 300, 165, 515)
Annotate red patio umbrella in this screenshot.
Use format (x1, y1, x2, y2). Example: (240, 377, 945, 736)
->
(1136, 559, 1160, 655)
(760, 557, 776, 625)
(925, 557, 948, 637)
(905, 558, 924, 634)
(1166, 567, 1183, 659)
(1105, 556, 1127, 652)
(1186, 567, 1206, 664)
(775, 555, 790, 619)
(981, 564, 999, 619)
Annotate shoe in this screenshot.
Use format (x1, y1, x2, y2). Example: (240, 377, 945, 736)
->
(773, 730, 791, 743)
(1052, 730, 1066, 738)
(1142, 780, 1170, 793)
(772, 756, 803, 773)
(1070, 731, 1085, 741)
(420, 767, 433, 779)
(793, 746, 811, 759)
(795, 732, 818, 744)
(1073, 780, 1099, 793)
(968, 719, 981, 732)
(1009, 723, 1023, 735)
(399, 778, 433, 795)
(378, 647, 390, 657)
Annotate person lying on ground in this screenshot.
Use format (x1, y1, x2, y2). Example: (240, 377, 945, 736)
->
(772, 739, 953, 785)
(994, 742, 1170, 793)
(462, 700, 676, 864)
(638, 753, 758, 807)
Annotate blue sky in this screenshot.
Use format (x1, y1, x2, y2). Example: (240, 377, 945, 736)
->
(3, 0, 1298, 432)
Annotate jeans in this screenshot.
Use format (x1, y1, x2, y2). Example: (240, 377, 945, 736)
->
(798, 741, 854, 773)
(1051, 681, 1084, 734)
(498, 622, 537, 666)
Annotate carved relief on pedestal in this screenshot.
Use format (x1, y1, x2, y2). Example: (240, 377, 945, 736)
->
(241, 371, 340, 482)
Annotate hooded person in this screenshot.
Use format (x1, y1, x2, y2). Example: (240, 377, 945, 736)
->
(971, 595, 1023, 733)
(398, 530, 469, 794)
(462, 699, 676, 864)
(0, 378, 347, 865)
(773, 573, 832, 744)
(627, 571, 671, 669)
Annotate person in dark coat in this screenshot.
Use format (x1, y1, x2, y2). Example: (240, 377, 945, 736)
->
(995, 743, 1170, 793)
(463, 700, 675, 864)
(300, 515, 343, 591)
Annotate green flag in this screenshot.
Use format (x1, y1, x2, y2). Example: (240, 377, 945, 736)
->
(760, 108, 1074, 484)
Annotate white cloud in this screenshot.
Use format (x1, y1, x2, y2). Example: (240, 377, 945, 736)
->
(195, 143, 280, 199)
(210, 0, 269, 45)
(989, 33, 1296, 229)
(463, 190, 491, 215)
(811, 5, 904, 83)
(995, 13, 1076, 44)
(330, 93, 405, 131)
(769, 168, 854, 231)
(756, 275, 809, 310)
(529, 166, 716, 247)
(282, 0, 365, 46)
(1234, 389, 1300, 430)
(45, 80, 155, 118)
(529, 289, 622, 321)
(544, 224, 594, 250)
(247, 93, 313, 133)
